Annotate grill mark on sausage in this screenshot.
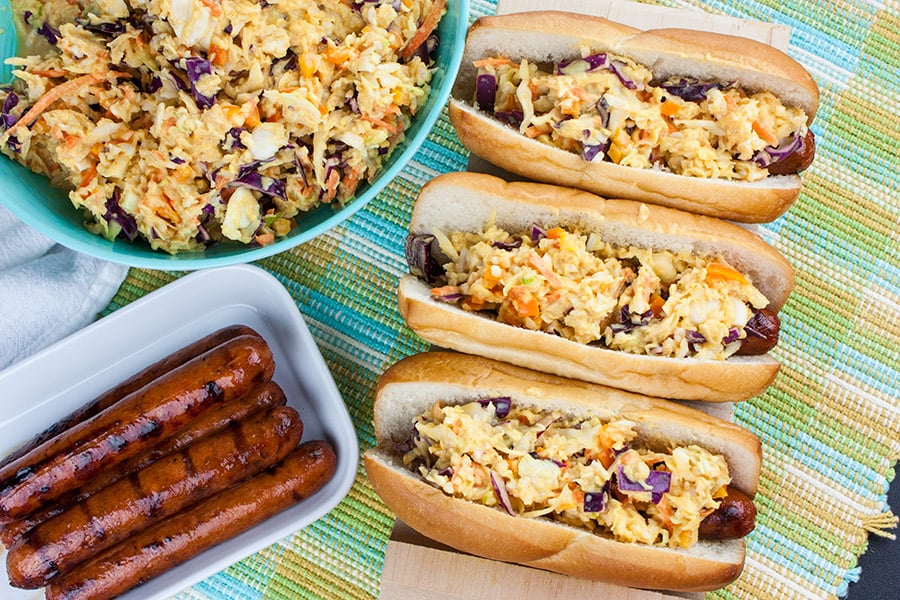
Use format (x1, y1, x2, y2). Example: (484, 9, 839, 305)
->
(0, 335, 275, 521)
(0, 326, 262, 471)
(137, 418, 162, 440)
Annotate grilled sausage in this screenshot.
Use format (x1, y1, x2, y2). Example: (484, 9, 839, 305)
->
(6, 405, 303, 589)
(0, 325, 260, 470)
(736, 308, 781, 356)
(44, 441, 337, 600)
(0, 381, 287, 549)
(0, 334, 275, 521)
(766, 129, 816, 175)
(698, 486, 757, 540)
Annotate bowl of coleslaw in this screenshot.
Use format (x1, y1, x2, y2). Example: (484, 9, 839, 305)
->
(0, 0, 468, 269)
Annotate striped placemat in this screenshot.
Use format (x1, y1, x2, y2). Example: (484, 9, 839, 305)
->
(101, 0, 899, 598)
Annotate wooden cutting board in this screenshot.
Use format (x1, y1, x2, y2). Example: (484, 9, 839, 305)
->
(380, 520, 703, 600)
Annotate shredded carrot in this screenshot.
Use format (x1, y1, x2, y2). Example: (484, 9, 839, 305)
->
(523, 124, 549, 138)
(244, 103, 261, 128)
(649, 293, 665, 317)
(527, 252, 561, 288)
(324, 167, 340, 202)
(299, 54, 316, 79)
(430, 285, 460, 298)
(723, 93, 739, 112)
(255, 232, 275, 246)
(589, 446, 614, 469)
(571, 488, 585, 506)
(660, 100, 681, 117)
(343, 165, 362, 197)
(656, 496, 675, 534)
(400, 0, 447, 61)
(545, 227, 566, 240)
(661, 114, 678, 134)
(508, 286, 539, 318)
(362, 114, 397, 134)
(198, 0, 223, 17)
(461, 296, 487, 311)
(208, 43, 228, 67)
(481, 264, 504, 289)
(752, 120, 779, 146)
(6, 72, 130, 135)
(324, 45, 353, 65)
(79, 164, 97, 188)
(706, 261, 749, 286)
(31, 69, 68, 78)
(471, 57, 514, 68)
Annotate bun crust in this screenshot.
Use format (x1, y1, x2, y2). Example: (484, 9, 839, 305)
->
(401, 172, 793, 402)
(450, 11, 820, 223)
(364, 351, 761, 591)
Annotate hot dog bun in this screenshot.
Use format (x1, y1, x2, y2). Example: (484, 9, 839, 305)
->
(448, 11, 820, 223)
(364, 351, 762, 591)
(398, 172, 794, 402)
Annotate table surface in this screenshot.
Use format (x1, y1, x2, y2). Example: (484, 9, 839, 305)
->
(94, 1, 899, 599)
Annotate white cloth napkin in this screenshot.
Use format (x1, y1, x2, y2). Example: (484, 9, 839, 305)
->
(0, 204, 128, 370)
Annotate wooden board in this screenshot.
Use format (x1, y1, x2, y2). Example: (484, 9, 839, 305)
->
(380, 520, 703, 600)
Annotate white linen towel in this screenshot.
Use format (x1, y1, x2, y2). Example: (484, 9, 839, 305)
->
(0, 204, 128, 369)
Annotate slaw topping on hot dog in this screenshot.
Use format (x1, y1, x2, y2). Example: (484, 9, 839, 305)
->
(398, 398, 731, 548)
(472, 53, 813, 181)
(409, 221, 778, 360)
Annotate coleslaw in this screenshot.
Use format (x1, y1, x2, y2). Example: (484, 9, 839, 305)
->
(0, 0, 446, 253)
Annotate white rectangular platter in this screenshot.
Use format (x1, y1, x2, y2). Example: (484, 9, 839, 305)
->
(0, 264, 358, 599)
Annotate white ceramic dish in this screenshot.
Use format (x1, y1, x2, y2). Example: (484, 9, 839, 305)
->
(0, 264, 358, 599)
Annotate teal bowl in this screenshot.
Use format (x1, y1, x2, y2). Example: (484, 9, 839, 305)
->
(0, 1, 469, 269)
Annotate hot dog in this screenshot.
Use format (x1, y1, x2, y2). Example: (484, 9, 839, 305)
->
(448, 11, 820, 223)
(363, 352, 762, 591)
(400, 172, 794, 402)
(44, 441, 337, 600)
(0, 325, 261, 470)
(0, 334, 275, 521)
(0, 380, 288, 549)
(6, 404, 304, 589)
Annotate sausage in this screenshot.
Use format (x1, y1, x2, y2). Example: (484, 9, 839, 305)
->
(44, 441, 337, 600)
(0, 334, 275, 522)
(0, 381, 287, 549)
(736, 308, 781, 356)
(6, 405, 303, 589)
(0, 325, 260, 470)
(698, 486, 757, 540)
(766, 129, 816, 175)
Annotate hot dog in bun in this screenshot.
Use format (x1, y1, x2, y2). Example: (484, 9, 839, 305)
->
(364, 351, 762, 591)
(448, 11, 820, 223)
(400, 172, 794, 401)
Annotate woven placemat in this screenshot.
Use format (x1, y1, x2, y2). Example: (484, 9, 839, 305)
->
(101, 1, 899, 598)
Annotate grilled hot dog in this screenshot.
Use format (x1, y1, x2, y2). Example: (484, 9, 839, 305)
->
(364, 352, 762, 592)
(6, 404, 304, 589)
(0, 380, 287, 549)
(399, 172, 795, 402)
(0, 325, 260, 470)
(0, 334, 275, 521)
(699, 486, 758, 540)
(44, 441, 337, 600)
